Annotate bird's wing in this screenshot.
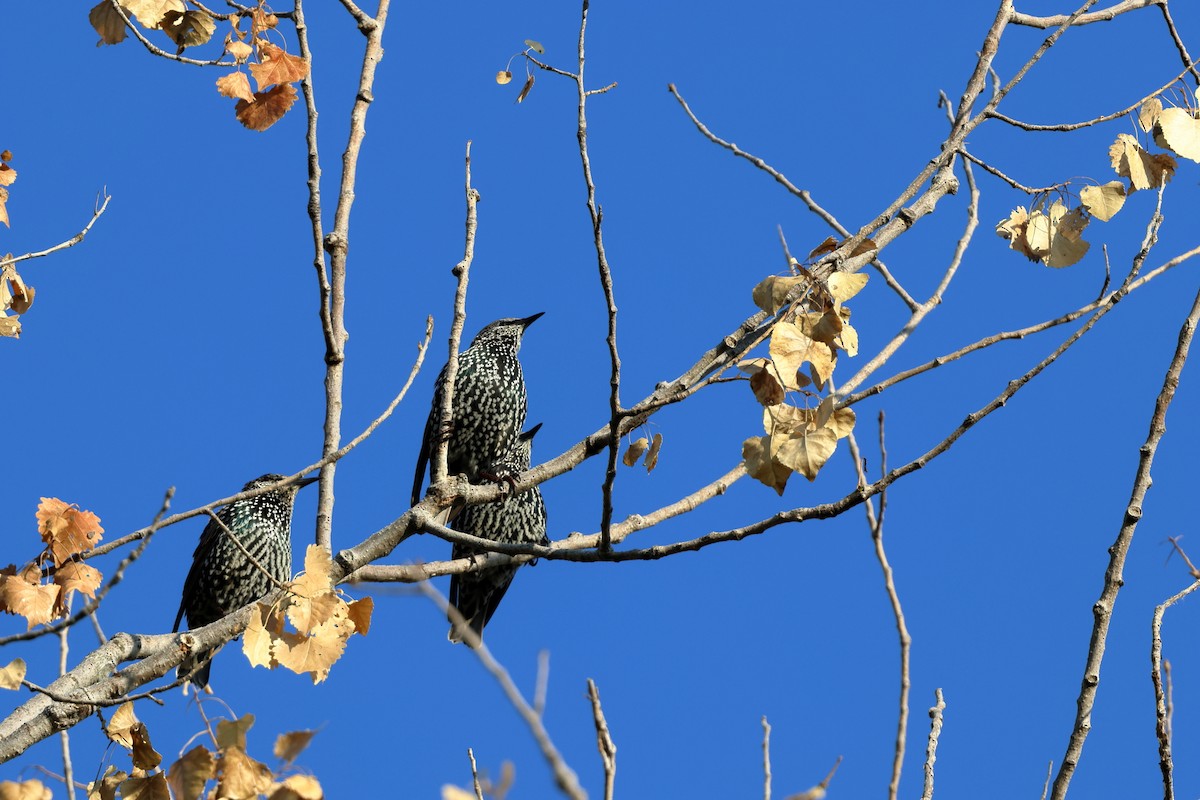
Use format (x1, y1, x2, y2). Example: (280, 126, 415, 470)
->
(173, 513, 225, 632)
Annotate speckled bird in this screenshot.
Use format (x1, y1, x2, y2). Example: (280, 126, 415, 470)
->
(411, 313, 542, 507)
(448, 423, 548, 644)
(173, 473, 316, 689)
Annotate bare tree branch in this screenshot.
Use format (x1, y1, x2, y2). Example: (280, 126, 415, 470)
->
(1150, 579, 1200, 800)
(314, 0, 394, 550)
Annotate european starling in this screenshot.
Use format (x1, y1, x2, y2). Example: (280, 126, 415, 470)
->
(173, 473, 317, 689)
(448, 423, 548, 644)
(411, 313, 543, 507)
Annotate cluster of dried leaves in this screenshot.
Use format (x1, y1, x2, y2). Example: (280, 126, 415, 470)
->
(740, 244, 868, 494)
(88, 1, 309, 131)
(243, 545, 372, 684)
(87, 701, 323, 799)
(996, 87, 1200, 267)
(495, 39, 545, 104)
(0, 499, 104, 630)
(622, 432, 663, 472)
(0, 148, 32, 340)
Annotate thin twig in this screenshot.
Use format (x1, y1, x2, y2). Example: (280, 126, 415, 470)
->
(587, 680, 616, 800)
(294, 0, 336, 375)
(920, 689, 946, 800)
(540, 0, 625, 553)
(0, 194, 112, 268)
(1156, 3, 1200, 83)
(985, 61, 1197, 130)
(420, 583, 587, 800)
(432, 142, 479, 499)
(1151, 579, 1200, 800)
(468, 748, 485, 800)
(56, 627, 75, 800)
(314, 0, 393, 550)
(762, 716, 772, 800)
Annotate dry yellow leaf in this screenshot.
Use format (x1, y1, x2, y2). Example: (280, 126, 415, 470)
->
(0, 659, 25, 690)
(37, 498, 104, 566)
(346, 596, 373, 636)
(226, 39, 253, 63)
(0, 317, 19, 338)
(1138, 97, 1163, 132)
(751, 275, 807, 314)
(9, 282, 33, 315)
(87, 766, 127, 800)
(1079, 181, 1126, 222)
(243, 604, 276, 669)
(836, 322, 860, 357)
(216, 72, 255, 103)
(215, 714, 255, 752)
(106, 701, 139, 749)
(217, 748, 273, 800)
(1046, 228, 1090, 268)
(810, 308, 843, 346)
(1109, 133, 1175, 191)
(124, 0, 185, 29)
(251, 43, 310, 90)
(291, 545, 333, 599)
(826, 272, 868, 304)
(286, 590, 343, 634)
(88, 0, 128, 45)
(0, 571, 59, 629)
(807, 236, 838, 259)
(516, 73, 535, 103)
(161, 9, 215, 51)
(645, 432, 663, 473)
(251, 9, 278, 35)
(742, 436, 790, 495)
(118, 773, 170, 800)
(622, 437, 649, 467)
(0, 165, 16, 188)
(235, 83, 299, 132)
(749, 370, 785, 407)
(1154, 106, 1200, 162)
(443, 787, 478, 800)
(769, 321, 833, 390)
(274, 730, 317, 765)
(774, 427, 839, 481)
(274, 624, 348, 684)
(763, 403, 813, 438)
(130, 722, 163, 771)
(166, 746, 215, 800)
(55, 561, 102, 600)
(496, 70, 513, 85)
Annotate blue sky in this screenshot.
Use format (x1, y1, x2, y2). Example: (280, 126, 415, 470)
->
(3, 1, 1200, 798)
